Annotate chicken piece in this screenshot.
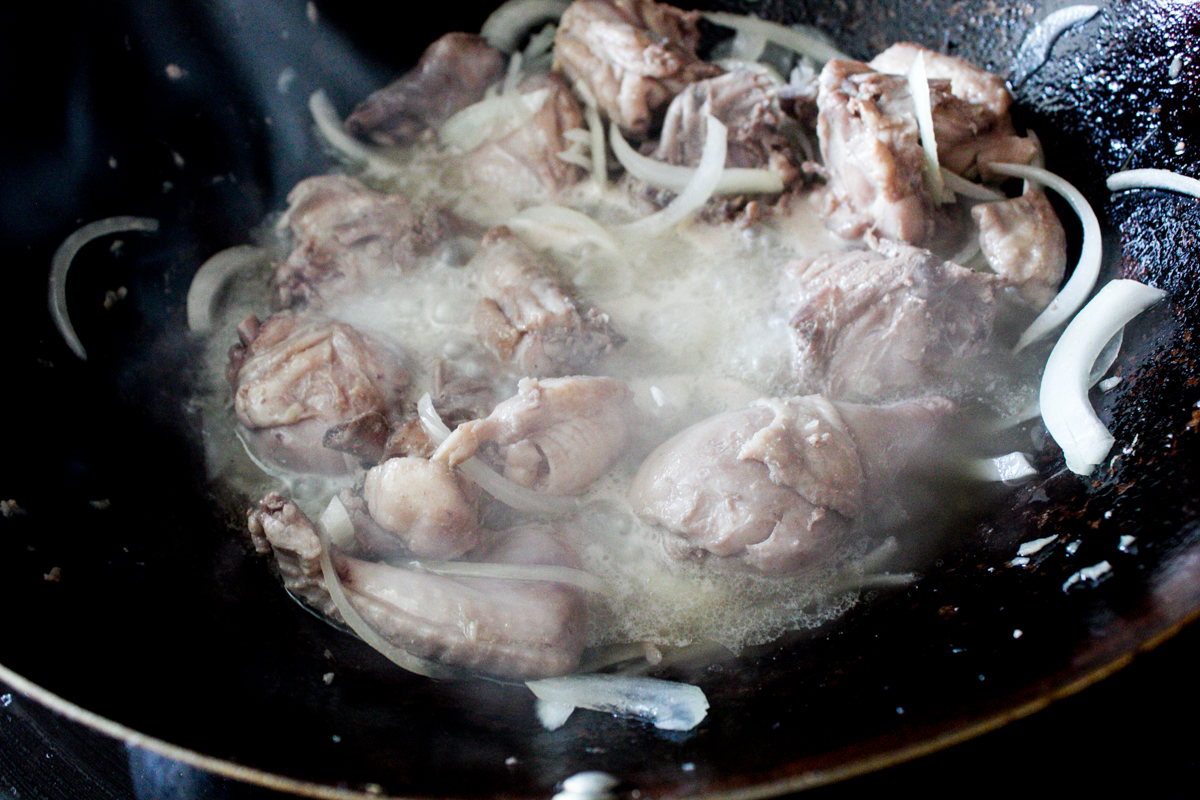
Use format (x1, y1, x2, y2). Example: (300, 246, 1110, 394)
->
(359, 457, 481, 560)
(552, 0, 721, 136)
(345, 32, 506, 146)
(457, 72, 587, 202)
(338, 522, 588, 678)
(628, 394, 952, 574)
(433, 376, 634, 496)
(972, 187, 1067, 309)
(779, 238, 999, 402)
(229, 311, 409, 474)
(652, 67, 803, 187)
(869, 42, 1013, 120)
(274, 175, 455, 307)
(816, 58, 934, 244)
(471, 226, 621, 377)
(248, 493, 340, 620)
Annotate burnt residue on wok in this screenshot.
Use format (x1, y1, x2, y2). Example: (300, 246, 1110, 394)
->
(1, 1, 1199, 798)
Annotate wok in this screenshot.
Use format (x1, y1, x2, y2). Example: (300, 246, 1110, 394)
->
(1, 0, 1198, 797)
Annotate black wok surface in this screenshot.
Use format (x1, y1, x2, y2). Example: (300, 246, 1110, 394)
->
(1, 1, 1198, 798)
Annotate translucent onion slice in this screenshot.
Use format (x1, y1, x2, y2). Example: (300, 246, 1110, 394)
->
(526, 674, 709, 731)
(940, 168, 1006, 202)
(1039, 279, 1166, 475)
(907, 53, 954, 205)
(402, 559, 607, 594)
(570, 81, 607, 190)
(481, 0, 569, 53)
(989, 162, 1102, 352)
(186, 245, 266, 333)
(969, 452, 1038, 483)
(701, 11, 849, 63)
(1106, 168, 1200, 199)
(315, 496, 460, 680)
(49, 216, 160, 361)
(618, 116, 727, 237)
(440, 87, 549, 152)
(417, 394, 579, 517)
(308, 90, 405, 179)
(1010, 5, 1101, 88)
(608, 120, 783, 196)
(507, 204, 623, 258)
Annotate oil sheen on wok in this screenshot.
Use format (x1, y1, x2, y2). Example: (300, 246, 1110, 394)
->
(195, 0, 1068, 683)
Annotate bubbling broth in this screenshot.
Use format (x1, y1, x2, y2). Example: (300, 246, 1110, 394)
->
(194, 0, 1068, 681)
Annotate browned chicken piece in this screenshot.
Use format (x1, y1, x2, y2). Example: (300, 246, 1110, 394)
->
(817, 52, 1036, 245)
(972, 187, 1067, 309)
(274, 174, 455, 307)
(779, 238, 999, 402)
(359, 456, 481, 560)
(628, 394, 953, 575)
(228, 311, 409, 474)
(552, 0, 721, 136)
(338, 521, 589, 678)
(433, 376, 635, 496)
(817, 58, 935, 244)
(248, 492, 341, 620)
(651, 67, 804, 186)
(345, 32, 507, 146)
(457, 72, 587, 202)
(471, 226, 621, 377)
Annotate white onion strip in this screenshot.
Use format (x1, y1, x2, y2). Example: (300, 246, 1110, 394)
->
(1106, 168, 1200, 199)
(49, 216, 160, 361)
(989, 162, 1102, 352)
(907, 53, 954, 205)
(1039, 279, 1166, 475)
(572, 81, 608, 190)
(316, 497, 460, 680)
(608, 120, 783, 196)
(402, 559, 607, 594)
(187, 245, 266, 333)
(701, 11, 849, 63)
(940, 168, 1006, 202)
(309, 90, 405, 179)
(618, 116, 728, 237)
(481, 0, 569, 53)
(417, 394, 579, 516)
(1010, 5, 1101, 88)
(526, 674, 709, 731)
(969, 452, 1038, 483)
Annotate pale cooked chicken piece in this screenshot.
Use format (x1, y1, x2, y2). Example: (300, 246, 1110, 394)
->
(779, 238, 999, 402)
(972, 187, 1067, 309)
(359, 456, 481, 560)
(552, 0, 721, 136)
(228, 311, 409, 474)
(275, 175, 455, 308)
(248, 493, 341, 620)
(628, 394, 953, 574)
(338, 521, 588, 679)
(471, 226, 621, 377)
(433, 376, 634, 496)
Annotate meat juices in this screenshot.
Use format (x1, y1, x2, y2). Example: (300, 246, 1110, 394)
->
(213, 0, 1074, 680)
(629, 395, 952, 574)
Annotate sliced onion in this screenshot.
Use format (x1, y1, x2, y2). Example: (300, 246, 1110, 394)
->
(989, 162, 1102, 352)
(186, 245, 266, 334)
(701, 11, 849, 63)
(315, 497, 459, 680)
(940, 168, 1006, 202)
(417, 394, 579, 517)
(440, 88, 549, 151)
(507, 204, 623, 258)
(481, 0, 569, 53)
(1107, 168, 1200, 199)
(309, 90, 405, 179)
(1010, 5, 1102, 88)
(1039, 279, 1166, 475)
(618, 116, 728, 237)
(608, 120, 783, 196)
(526, 674, 709, 731)
(402, 559, 607, 594)
(49, 216, 159, 361)
(907, 53, 954, 205)
(583, 91, 607, 190)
